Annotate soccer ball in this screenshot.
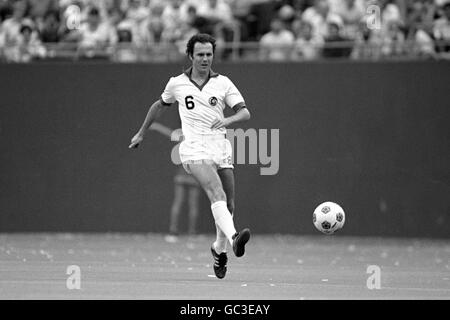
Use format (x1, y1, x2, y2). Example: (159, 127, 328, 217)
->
(313, 202, 345, 235)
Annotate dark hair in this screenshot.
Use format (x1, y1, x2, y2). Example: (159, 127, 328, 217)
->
(20, 24, 33, 34)
(88, 7, 100, 16)
(185, 33, 216, 58)
(117, 29, 132, 42)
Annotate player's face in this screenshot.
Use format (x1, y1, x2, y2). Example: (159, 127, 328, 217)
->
(191, 42, 214, 74)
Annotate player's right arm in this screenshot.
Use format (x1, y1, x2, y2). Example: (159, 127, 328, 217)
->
(129, 99, 170, 149)
(149, 122, 184, 143)
(149, 122, 173, 138)
(129, 77, 177, 149)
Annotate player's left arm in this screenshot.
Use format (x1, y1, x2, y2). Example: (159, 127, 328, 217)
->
(211, 105, 250, 130)
(211, 78, 251, 130)
(214, 104, 251, 129)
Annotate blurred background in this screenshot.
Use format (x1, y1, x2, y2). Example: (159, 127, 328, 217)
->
(0, 0, 449, 238)
(1, 0, 450, 62)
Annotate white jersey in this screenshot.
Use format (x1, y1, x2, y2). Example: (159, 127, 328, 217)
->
(160, 67, 245, 141)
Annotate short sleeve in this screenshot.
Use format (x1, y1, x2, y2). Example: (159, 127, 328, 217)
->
(224, 76, 245, 110)
(160, 77, 177, 105)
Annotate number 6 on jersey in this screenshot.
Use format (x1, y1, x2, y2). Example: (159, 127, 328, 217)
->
(185, 96, 195, 110)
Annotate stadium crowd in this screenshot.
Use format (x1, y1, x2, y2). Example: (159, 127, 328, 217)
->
(0, 0, 449, 62)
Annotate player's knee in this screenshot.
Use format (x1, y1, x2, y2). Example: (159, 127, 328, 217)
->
(207, 186, 226, 203)
(213, 189, 227, 203)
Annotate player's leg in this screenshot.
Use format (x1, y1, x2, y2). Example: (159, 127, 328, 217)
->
(186, 163, 231, 279)
(187, 162, 237, 245)
(187, 186, 200, 235)
(218, 168, 235, 215)
(214, 168, 235, 253)
(217, 167, 250, 257)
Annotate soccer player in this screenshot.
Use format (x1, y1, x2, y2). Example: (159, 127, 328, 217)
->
(129, 33, 251, 279)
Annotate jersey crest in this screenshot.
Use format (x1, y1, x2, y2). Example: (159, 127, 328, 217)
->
(209, 96, 218, 106)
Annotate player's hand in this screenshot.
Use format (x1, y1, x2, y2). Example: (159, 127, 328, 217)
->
(129, 132, 144, 149)
(211, 117, 230, 130)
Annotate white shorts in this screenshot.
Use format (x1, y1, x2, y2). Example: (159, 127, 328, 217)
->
(179, 136, 234, 174)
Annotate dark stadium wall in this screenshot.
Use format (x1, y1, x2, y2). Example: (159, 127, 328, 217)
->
(1, 61, 449, 238)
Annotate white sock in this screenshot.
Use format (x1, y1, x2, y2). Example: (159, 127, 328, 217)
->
(213, 223, 228, 253)
(211, 201, 236, 245)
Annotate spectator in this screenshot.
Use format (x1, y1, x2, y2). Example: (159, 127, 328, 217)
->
(161, 0, 192, 42)
(405, 0, 436, 34)
(106, 5, 126, 29)
(5, 22, 46, 62)
(278, 4, 296, 26)
(1, 0, 447, 61)
(227, 0, 259, 43)
(302, 0, 344, 39)
(291, 19, 324, 60)
(174, 5, 200, 56)
(409, 22, 436, 58)
(0, 26, 3, 61)
(124, 0, 149, 27)
(379, 20, 405, 57)
(404, 0, 436, 57)
(291, 0, 313, 20)
(28, 0, 57, 25)
(329, 0, 366, 39)
(0, 1, 13, 23)
(39, 9, 62, 43)
(137, 2, 173, 61)
(112, 20, 139, 62)
(245, 0, 279, 42)
(107, 5, 142, 47)
(196, 0, 238, 59)
(433, 1, 450, 54)
(77, 6, 117, 59)
(137, 2, 166, 44)
(2, 0, 33, 49)
(322, 20, 353, 58)
(259, 17, 295, 61)
(379, 0, 403, 31)
(0, 2, 8, 58)
(351, 17, 383, 60)
(197, 0, 233, 24)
